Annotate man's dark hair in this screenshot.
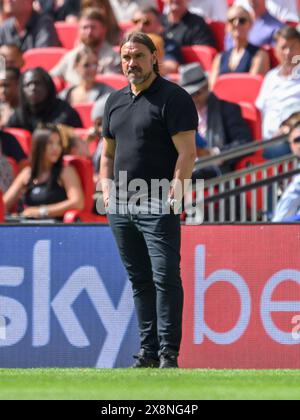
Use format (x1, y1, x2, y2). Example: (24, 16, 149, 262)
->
(79, 7, 108, 27)
(120, 32, 160, 75)
(275, 26, 300, 43)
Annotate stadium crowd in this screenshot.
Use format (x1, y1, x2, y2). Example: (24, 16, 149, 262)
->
(0, 0, 300, 223)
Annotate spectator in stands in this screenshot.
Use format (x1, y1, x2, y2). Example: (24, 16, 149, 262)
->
(131, 6, 183, 74)
(180, 63, 253, 173)
(236, 0, 299, 23)
(279, 105, 300, 135)
(51, 8, 121, 85)
(210, 6, 270, 87)
(228, 0, 284, 48)
(7, 67, 83, 133)
(0, 68, 21, 128)
(272, 122, 300, 222)
(81, 0, 121, 45)
(188, 0, 228, 22)
(109, 0, 157, 23)
(0, 44, 24, 69)
(59, 47, 114, 106)
(3, 124, 84, 219)
(256, 26, 300, 143)
(34, 0, 81, 22)
(162, 0, 216, 47)
(0, 0, 61, 52)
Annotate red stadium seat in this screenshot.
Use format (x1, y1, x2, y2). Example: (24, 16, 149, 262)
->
(4, 128, 32, 156)
(53, 76, 66, 93)
(213, 73, 264, 104)
(207, 21, 225, 52)
(73, 103, 93, 129)
(63, 155, 107, 223)
(95, 74, 128, 90)
(119, 21, 135, 35)
(239, 102, 262, 140)
(157, 0, 164, 12)
(55, 22, 78, 50)
(262, 45, 279, 68)
(22, 48, 68, 72)
(181, 46, 218, 71)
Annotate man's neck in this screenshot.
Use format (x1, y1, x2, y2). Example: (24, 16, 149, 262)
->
(131, 72, 158, 96)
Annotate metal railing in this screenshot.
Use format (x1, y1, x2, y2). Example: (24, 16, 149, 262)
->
(188, 135, 300, 223)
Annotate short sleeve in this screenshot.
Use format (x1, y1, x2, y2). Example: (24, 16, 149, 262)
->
(163, 87, 199, 137)
(102, 94, 114, 139)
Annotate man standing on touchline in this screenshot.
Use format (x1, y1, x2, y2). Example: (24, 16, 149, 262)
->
(100, 32, 198, 368)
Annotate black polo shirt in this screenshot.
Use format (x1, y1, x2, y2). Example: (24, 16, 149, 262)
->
(102, 75, 198, 195)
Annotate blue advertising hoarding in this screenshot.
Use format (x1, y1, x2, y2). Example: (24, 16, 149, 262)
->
(0, 226, 139, 368)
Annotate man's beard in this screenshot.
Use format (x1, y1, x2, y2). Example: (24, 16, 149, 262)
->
(127, 70, 152, 85)
(83, 38, 101, 49)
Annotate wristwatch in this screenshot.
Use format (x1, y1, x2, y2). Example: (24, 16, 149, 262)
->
(39, 206, 49, 218)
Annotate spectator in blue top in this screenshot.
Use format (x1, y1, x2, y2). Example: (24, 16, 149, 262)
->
(227, 0, 284, 48)
(210, 5, 270, 87)
(273, 122, 300, 222)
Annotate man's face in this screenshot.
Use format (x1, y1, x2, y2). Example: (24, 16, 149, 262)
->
(79, 18, 107, 48)
(3, 0, 33, 16)
(132, 11, 163, 35)
(0, 45, 24, 69)
(289, 127, 300, 158)
(121, 42, 157, 85)
(163, 0, 188, 14)
(22, 71, 48, 106)
(0, 75, 19, 103)
(275, 37, 300, 68)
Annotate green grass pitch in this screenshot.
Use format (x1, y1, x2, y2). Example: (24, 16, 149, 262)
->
(0, 369, 300, 400)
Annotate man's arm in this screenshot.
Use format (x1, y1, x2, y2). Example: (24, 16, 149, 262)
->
(170, 130, 197, 205)
(99, 137, 116, 208)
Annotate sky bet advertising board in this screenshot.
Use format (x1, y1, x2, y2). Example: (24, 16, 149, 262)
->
(0, 225, 300, 368)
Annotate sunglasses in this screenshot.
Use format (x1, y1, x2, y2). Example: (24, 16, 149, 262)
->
(132, 19, 151, 26)
(290, 136, 300, 144)
(228, 17, 249, 25)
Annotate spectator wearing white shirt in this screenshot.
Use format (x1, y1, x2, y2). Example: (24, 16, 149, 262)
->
(235, 0, 299, 22)
(256, 26, 300, 144)
(188, 0, 228, 22)
(273, 122, 300, 222)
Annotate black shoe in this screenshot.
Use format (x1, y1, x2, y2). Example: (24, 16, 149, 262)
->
(132, 349, 160, 368)
(159, 351, 179, 369)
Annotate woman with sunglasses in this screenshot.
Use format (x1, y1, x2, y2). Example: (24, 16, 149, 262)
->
(210, 5, 270, 87)
(59, 47, 114, 106)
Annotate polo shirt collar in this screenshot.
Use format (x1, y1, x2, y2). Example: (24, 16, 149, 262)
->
(123, 75, 162, 95)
